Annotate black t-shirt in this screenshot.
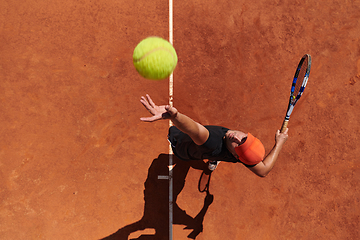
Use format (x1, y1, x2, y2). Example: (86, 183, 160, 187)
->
(168, 125, 240, 163)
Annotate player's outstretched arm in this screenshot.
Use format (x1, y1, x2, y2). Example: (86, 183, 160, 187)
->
(140, 94, 209, 145)
(248, 128, 289, 177)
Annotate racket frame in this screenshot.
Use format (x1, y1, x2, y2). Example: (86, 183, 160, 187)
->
(281, 54, 311, 133)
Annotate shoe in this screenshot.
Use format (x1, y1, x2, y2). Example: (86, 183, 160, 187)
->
(208, 161, 221, 171)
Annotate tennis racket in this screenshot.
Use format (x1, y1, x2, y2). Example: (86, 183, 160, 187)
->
(281, 54, 312, 133)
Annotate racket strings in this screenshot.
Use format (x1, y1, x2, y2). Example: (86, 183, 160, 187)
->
(291, 57, 308, 104)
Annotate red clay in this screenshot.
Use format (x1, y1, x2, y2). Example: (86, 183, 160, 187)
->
(1, 0, 359, 239)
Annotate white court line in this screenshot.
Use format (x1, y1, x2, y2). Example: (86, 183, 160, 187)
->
(169, 0, 174, 239)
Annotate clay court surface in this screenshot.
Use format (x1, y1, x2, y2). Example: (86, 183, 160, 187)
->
(1, 0, 360, 239)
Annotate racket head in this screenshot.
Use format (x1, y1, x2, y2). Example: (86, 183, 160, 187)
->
(198, 171, 211, 193)
(289, 54, 311, 106)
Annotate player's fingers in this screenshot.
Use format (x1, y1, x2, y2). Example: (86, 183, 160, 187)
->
(140, 116, 158, 122)
(146, 94, 156, 108)
(140, 96, 148, 105)
(140, 97, 152, 110)
(165, 105, 178, 117)
(140, 117, 148, 121)
(140, 100, 150, 111)
(165, 105, 172, 112)
(277, 128, 288, 135)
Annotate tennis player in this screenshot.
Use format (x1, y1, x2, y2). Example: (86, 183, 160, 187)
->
(140, 94, 288, 177)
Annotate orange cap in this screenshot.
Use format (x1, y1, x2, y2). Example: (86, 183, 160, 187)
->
(235, 133, 265, 165)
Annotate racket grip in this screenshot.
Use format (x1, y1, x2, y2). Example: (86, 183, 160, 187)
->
(281, 120, 289, 133)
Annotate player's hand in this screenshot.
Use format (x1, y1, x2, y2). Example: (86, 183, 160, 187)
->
(275, 128, 289, 146)
(140, 94, 178, 122)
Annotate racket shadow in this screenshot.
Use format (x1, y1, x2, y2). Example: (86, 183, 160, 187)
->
(99, 154, 214, 240)
(198, 168, 212, 193)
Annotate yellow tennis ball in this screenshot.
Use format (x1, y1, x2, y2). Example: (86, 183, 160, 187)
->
(133, 37, 178, 80)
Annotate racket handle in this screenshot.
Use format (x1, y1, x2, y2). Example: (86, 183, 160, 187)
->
(281, 120, 289, 133)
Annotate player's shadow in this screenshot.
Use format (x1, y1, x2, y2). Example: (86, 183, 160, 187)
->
(100, 154, 213, 240)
